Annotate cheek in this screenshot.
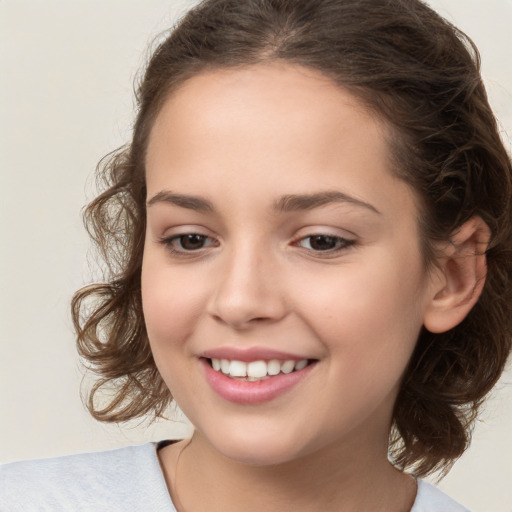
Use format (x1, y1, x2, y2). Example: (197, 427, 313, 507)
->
(294, 252, 427, 362)
(141, 252, 203, 352)
(141, 256, 205, 400)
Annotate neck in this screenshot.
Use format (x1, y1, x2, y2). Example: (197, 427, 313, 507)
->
(159, 431, 416, 512)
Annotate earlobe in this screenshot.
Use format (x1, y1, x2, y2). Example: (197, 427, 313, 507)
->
(423, 216, 491, 334)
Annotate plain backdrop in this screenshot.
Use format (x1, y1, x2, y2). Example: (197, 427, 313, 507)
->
(0, 1, 511, 511)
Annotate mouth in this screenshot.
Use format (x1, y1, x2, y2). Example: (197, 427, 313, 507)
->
(206, 357, 312, 381)
(201, 355, 317, 404)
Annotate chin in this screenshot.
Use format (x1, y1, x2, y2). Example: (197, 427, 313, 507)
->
(200, 420, 316, 467)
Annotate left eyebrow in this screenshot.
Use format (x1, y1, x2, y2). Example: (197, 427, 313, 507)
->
(273, 191, 381, 215)
(146, 190, 214, 212)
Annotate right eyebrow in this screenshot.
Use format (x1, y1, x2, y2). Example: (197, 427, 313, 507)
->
(146, 190, 214, 212)
(273, 191, 380, 215)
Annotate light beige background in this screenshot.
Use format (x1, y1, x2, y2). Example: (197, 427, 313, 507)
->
(0, 1, 511, 511)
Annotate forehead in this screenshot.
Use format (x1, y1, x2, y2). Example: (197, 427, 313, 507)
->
(145, 63, 415, 220)
(147, 63, 389, 160)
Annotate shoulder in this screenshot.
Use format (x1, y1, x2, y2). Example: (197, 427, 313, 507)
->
(0, 442, 176, 511)
(411, 479, 470, 512)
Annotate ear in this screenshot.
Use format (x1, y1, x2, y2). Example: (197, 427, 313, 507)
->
(423, 216, 491, 334)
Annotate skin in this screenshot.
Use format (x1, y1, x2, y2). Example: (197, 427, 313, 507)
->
(141, 63, 487, 511)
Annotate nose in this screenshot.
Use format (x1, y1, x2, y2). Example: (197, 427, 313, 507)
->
(207, 244, 288, 330)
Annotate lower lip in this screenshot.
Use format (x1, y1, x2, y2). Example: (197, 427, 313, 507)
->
(201, 359, 316, 405)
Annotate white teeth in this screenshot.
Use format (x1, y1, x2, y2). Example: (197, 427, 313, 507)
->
(220, 359, 230, 374)
(229, 360, 247, 377)
(281, 360, 295, 374)
(211, 358, 310, 379)
(267, 359, 281, 376)
(247, 360, 267, 378)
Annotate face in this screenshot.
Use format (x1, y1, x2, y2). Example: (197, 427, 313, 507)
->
(142, 63, 437, 466)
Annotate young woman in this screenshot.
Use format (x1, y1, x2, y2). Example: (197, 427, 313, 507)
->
(2, 1, 511, 510)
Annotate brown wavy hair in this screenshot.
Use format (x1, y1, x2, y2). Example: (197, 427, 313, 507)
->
(72, 0, 512, 477)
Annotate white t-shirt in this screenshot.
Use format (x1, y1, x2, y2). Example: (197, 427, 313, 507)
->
(0, 442, 470, 511)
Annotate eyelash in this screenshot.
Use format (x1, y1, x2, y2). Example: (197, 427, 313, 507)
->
(158, 233, 356, 257)
(293, 234, 356, 255)
(158, 233, 219, 256)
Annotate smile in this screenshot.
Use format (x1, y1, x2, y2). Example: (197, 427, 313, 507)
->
(209, 358, 310, 381)
(201, 356, 317, 405)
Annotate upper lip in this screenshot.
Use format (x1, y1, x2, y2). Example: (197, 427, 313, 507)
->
(200, 346, 312, 362)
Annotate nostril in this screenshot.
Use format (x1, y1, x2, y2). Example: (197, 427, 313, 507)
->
(206, 272, 288, 328)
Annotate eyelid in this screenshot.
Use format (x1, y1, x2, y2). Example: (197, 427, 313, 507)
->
(157, 224, 217, 241)
(292, 226, 356, 242)
(290, 228, 357, 257)
(158, 234, 219, 256)
(156, 226, 220, 256)
(296, 235, 355, 249)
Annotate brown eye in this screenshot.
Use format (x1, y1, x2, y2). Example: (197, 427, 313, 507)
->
(308, 235, 339, 251)
(178, 234, 209, 250)
(297, 234, 355, 253)
(160, 233, 218, 254)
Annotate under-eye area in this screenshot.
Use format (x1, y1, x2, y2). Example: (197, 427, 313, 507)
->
(205, 358, 316, 381)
